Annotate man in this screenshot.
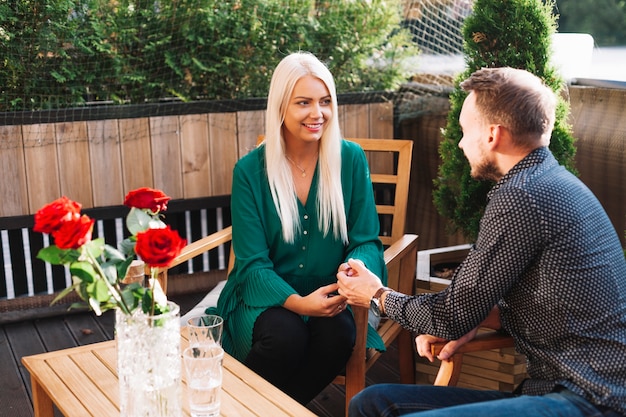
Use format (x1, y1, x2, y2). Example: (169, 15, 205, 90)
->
(337, 67, 626, 417)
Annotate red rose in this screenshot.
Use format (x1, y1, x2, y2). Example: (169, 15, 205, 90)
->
(33, 196, 82, 234)
(52, 215, 95, 250)
(135, 226, 186, 268)
(124, 187, 171, 212)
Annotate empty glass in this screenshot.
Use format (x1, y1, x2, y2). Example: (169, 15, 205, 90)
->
(186, 315, 223, 347)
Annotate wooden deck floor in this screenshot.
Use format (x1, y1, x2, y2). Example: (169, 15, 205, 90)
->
(1, 292, 402, 417)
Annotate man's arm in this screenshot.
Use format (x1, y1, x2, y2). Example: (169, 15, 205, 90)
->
(416, 305, 502, 362)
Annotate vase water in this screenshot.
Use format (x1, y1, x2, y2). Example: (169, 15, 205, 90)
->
(116, 301, 182, 417)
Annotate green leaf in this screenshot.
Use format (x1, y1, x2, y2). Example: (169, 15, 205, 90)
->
(70, 261, 98, 283)
(116, 256, 136, 283)
(37, 245, 70, 265)
(83, 238, 105, 258)
(87, 278, 111, 302)
(100, 262, 120, 284)
(103, 243, 126, 262)
(68, 302, 91, 312)
(126, 207, 154, 235)
(121, 283, 143, 311)
(118, 237, 136, 257)
(142, 290, 153, 314)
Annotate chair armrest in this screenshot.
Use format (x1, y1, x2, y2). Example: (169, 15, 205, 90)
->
(430, 330, 515, 386)
(157, 225, 233, 294)
(343, 234, 419, 392)
(170, 226, 233, 269)
(384, 234, 419, 295)
(431, 331, 515, 356)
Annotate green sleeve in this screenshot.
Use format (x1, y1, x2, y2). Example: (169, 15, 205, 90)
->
(229, 149, 297, 309)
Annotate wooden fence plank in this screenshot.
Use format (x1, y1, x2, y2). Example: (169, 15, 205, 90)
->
(56, 121, 93, 208)
(368, 101, 394, 138)
(180, 114, 211, 198)
(150, 115, 183, 199)
(23, 123, 61, 213)
(210, 112, 239, 196)
(340, 104, 369, 138)
(0, 125, 28, 216)
(236, 109, 264, 159)
(569, 87, 626, 242)
(87, 119, 124, 207)
(119, 118, 152, 193)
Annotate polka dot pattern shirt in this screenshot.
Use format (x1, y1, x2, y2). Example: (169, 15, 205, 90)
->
(385, 147, 626, 414)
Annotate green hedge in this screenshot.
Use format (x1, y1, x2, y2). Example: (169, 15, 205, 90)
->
(0, 0, 417, 112)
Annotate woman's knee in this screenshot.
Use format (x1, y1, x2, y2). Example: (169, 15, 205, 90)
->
(251, 307, 309, 356)
(310, 309, 356, 349)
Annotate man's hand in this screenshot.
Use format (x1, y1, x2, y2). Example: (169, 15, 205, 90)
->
(336, 258, 383, 308)
(415, 305, 502, 362)
(415, 326, 479, 362)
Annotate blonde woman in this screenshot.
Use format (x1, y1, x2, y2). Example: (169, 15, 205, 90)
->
(210, 52, 387, 404)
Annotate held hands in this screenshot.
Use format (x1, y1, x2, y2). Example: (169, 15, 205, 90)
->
(284, 283, 348, 317)
(336, 258, 383, 308)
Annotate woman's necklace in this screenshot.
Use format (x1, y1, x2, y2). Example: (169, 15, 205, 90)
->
(286, 154, 315, 178)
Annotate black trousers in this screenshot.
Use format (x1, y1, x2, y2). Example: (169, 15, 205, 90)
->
(244, 306, 356, 405)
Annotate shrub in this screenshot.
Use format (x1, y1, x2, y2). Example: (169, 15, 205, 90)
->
(0, 0, 417, 111)
(432, 0, 577, 242)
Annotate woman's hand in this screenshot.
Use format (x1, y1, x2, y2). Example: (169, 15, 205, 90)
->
(283, 283, 348, 317)
(336, 258, 383, 308)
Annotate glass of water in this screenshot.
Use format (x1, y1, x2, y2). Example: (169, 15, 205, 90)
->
(182, 345, 224, 417)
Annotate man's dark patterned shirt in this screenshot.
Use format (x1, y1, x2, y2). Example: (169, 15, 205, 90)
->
(385, 147, 626, 414)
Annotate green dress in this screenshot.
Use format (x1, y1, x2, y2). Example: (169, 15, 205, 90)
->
(209, 139, 387, 362)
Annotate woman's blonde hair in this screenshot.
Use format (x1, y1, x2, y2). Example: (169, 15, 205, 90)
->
(263, 52, 347, 244)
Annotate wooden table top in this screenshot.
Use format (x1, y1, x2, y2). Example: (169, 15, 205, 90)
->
(22, 332, 316, 417)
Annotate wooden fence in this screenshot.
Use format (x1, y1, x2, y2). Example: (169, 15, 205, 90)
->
(2, 84, 625, 311)
(0, 97, 393, 309)
(0, 99, 393, 217)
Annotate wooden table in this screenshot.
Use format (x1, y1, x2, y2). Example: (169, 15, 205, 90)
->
(22, 333, 316, 417)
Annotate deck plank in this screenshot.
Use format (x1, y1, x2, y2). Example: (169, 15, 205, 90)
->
(0, 327, 34, 417)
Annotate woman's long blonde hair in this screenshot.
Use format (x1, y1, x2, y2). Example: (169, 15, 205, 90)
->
(264, 52, 347, 244)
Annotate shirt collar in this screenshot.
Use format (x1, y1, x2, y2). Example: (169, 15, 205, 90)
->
(488, 147, 551, 199)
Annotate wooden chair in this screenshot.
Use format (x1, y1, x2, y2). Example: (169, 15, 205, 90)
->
(431, 331, 516, 386)
(157, 138, 418, 415)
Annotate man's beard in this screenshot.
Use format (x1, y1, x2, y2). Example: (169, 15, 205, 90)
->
(471, 158, 502, 182)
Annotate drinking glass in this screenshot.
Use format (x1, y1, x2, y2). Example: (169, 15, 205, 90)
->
(183, 345, 224, 417)
(186, 315, 223, 347)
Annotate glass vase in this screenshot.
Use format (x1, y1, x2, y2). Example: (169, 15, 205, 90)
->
(116, 301, 182, 417)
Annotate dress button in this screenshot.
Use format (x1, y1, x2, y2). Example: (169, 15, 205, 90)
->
(303, 230, 308, 235)
(299, 264, 304, 268)
(302, 246, 306, 250)
(304, 215, 309, 220)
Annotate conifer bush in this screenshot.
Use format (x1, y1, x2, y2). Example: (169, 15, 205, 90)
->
(433, 0, 577, 242)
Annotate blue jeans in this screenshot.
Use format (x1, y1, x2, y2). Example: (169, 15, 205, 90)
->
(349, 384, 621, 417)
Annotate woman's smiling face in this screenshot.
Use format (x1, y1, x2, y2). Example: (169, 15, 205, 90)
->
(282, 75, 332, 145)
